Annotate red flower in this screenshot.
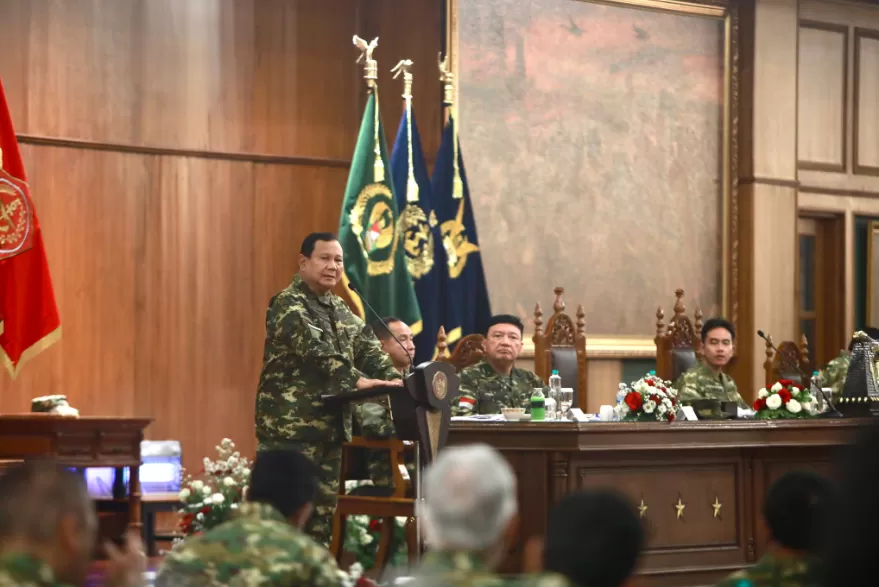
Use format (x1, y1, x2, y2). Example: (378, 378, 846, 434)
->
(200, 506, 211, 514)
(647, 380, 655, 387)
(777, 389, 792, 404)
(778, 379, 793, 387)
(753, 398, 766, 411)
(368, 519, 382, 532)
(650, 395, 660, 404)
(667, 413, 675, 422)
(625, 392, 643, 411)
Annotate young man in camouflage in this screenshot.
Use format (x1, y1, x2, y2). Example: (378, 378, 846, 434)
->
(674, 317, 748, 410)
(716, 471, 834, 587)
(0, 461, 145, 587)
(453, 315, 546, 416)
(254, 232, 403, 546)
(156, 450, 345, 587)
(818, 327, 879, 397)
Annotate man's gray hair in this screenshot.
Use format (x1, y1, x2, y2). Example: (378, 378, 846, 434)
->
(419, 443, 517, 551)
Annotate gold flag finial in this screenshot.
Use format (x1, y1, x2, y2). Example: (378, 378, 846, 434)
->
(353, 35, 379, 88)
(393, 59, 419, 203)
(438, 52, 454, 106)
(439, 53, 463, 199)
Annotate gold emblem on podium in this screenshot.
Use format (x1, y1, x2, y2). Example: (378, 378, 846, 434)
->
(433, 371, 448, 400)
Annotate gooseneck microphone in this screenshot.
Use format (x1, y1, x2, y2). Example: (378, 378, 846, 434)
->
(348, 282, 414, 375)
(757, 329, 841, 418)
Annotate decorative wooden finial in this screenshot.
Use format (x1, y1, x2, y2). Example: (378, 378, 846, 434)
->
(673, 289, 685, 320)
(534, 303, 544, 337)
(656, 307, 665, 339)
(576, 304, 586, 336)
(764, 334, 774, 364)
(436, 326, 449, 359)
(800, 333, 810, 365)
(694, 308, 704, 337)
(553, 287, 565, 314)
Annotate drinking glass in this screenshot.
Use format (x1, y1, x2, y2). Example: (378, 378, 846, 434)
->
(558, 388, 574, 416)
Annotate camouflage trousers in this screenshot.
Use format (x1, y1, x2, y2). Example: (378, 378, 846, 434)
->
(256, 440, 341, 547)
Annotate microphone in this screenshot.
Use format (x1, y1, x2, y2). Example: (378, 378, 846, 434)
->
(757, 330, 841, 418)
(348, 282, 414, 375)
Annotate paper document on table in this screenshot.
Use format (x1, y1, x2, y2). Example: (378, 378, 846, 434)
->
(450, 415, 505, 421)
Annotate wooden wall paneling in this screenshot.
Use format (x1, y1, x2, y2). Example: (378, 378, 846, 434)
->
(797, 22, 848, 172)
(585, 360, 622, 415)
(854, 29, 879, 176)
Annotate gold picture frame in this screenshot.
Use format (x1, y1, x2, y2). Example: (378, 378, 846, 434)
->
(444, 0, 738, 359)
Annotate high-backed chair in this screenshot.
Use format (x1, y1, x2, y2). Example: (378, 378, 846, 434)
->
(763, 334, 811, 388)
(435, 326, 485, 371)
(655, 289, 704, 383)
(532, 287, 588, 409)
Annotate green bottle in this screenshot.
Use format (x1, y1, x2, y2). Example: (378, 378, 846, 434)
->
(530, 388, 546, 421)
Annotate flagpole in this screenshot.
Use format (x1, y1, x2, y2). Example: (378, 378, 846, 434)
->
(438, 53, 463, 199)
(392, 59, 419, 204)
(353, 35, 384, 183)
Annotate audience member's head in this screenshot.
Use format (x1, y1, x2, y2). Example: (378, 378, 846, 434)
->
(370, 317, 415, 370)
(763, 471, 834, 554)
(822, 423, 879, 587)
(0, 461, 97, 585)
(419, 444, 517, 568)
(543, 490, 643, 587)
(484, 314, 525, 369)
(700, 317, 736, 370)
(248, 449, 319, 529)
(298, 232, 343, 294)
(847, 326, 879, 351)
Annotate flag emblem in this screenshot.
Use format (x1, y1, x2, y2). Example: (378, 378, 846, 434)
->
(0, 170, 33, 260)
(349, 182, 398, 276)
(398, 204, 434, 279)
(440, 200, 480, 279)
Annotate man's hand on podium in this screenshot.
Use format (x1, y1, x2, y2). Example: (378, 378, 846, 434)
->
(355, 377, 404, 390)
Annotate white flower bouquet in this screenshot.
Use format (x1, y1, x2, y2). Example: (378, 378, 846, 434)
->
(614, 373, 680, 422)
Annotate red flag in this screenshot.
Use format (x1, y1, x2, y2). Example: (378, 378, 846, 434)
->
(0, 77, 60, 378)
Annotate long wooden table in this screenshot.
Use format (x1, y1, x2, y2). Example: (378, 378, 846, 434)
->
(449, 418, 868, 587)
(0, 415, 153, 531)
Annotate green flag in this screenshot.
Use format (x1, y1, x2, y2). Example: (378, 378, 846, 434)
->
(339, 89, 422, 335)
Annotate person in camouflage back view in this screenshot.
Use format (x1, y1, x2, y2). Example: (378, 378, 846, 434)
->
(156, 450, 345, 587)
(254, 232, 403, 546)
(715, 471, 835, 587)
(674, 317, 748, 410)
(818, 327, 879, 397)
(453, 315, 546, 416)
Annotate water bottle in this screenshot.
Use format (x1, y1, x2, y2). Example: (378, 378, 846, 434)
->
(549, 370, 562, 419)
(530, 388, 546, 421)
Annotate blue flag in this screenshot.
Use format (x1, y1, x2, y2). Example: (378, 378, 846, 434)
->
(431, 116, 492, 345)
(390, 108, 445, 364)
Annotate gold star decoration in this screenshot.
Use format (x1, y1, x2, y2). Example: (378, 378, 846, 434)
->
(712, 497, 722, 519)
(675, 497, 686, 519)
(638, 499, 648, 518)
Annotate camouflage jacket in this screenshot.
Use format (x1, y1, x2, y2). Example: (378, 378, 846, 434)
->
(255, 274, 401, 446)
(453, 360, 546, 416)
(155, 502, 345, 587)
(715, 553, 817, 587)
(818, 351, 850, 397)
(0, 554, 70, 587)
(674, 361, 746, 410)
(410, 551, 512, 586)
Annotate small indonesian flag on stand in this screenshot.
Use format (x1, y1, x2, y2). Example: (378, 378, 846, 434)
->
(458, 396, 476, 410)
(0, 76, 61, 378)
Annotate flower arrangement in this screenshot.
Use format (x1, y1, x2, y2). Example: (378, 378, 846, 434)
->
(614, 373, 680, 422)
(753, 379, 818, 419)
(342, 480, 410, 570)
(176, 438, 251, 538)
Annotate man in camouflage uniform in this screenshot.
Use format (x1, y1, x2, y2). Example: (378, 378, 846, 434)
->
(453, 315, 546, 416)
(0, 461, 145, 587)
(156, 450, 345, 587)
(517, 490, 644, 587)
(412, 444, 519, 587)
(254, 232, 403, 546)
(715, 471, 833, 587)
(674, 317, 748, 410)
(818, 327, 879, 397)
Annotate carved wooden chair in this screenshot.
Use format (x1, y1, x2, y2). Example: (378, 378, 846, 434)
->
(763, 334, 811, 388)
(654, 289, 704, 383)
(532, 287, 588, 409)
(435, 326, 485, 371)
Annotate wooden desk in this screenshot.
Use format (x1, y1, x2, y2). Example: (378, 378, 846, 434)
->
(449, 418, 868, 587)
(0, 415, 153, 531)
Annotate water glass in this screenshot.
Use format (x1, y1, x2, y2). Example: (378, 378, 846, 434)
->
(558, 388, 574, 417)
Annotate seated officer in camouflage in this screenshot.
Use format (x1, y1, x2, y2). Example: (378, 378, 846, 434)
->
(157, 450, 345, 587)
(454, 314, 546, 415)
(413, 444, 519, 586)
(716, 471, 834, 587)
(0, 461, 145, 587)
(674, 317, 748, 410)
(518, 489, 644, 587)
(357, 317, 416, 487)
(818, 326, 879, 397)
(254, 232, 403, 546)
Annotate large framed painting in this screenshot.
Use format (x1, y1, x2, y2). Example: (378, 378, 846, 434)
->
(445, 0, 738, 357)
